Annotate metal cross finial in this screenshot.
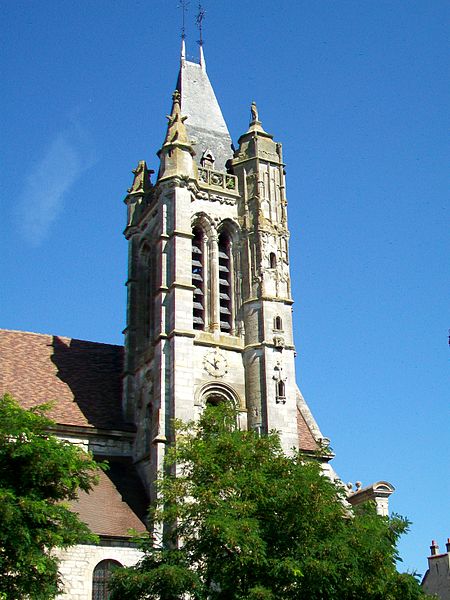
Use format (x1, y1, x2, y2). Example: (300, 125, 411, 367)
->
(196, 4, 206, 46)
(178, 0, 190, 40)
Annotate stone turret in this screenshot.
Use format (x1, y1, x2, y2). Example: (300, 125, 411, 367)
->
(229, 104, 298, 448)
(157, 90, 196, 181)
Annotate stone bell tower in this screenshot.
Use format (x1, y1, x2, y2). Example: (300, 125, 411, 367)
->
(122, 43, 325, 498)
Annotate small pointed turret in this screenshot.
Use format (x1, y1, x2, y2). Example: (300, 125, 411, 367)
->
(127, 160, 153, 195)
(157, 90, 196, 181)
(124, 160, 154, 232)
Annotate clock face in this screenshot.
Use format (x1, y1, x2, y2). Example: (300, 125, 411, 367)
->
(203, 350, 228, 378)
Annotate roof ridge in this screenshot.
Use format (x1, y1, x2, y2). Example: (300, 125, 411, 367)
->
(0, 328, 123, 348)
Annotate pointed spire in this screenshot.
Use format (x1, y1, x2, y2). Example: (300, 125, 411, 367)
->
(199, 43, 206, 72)
(181, 37, 186, 63)
(160, 90, 194, 153)
(176, 55, 233, 170)
(127, 161, 153, 195)
(157, 90, 196, 181)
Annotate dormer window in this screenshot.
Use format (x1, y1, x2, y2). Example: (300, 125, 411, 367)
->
(200, 149, 215, 169)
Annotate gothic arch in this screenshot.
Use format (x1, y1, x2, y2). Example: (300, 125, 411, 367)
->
(216, 217, 240, 242)
(196, 381, 244, 410)
(191, 212, 215, 238)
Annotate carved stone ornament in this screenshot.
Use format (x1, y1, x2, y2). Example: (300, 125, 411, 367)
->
(203, 349, 228, 378)
(273, 336, 285, 348)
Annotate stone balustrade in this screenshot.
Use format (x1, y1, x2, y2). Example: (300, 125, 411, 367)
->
(198, 167, 238, 193)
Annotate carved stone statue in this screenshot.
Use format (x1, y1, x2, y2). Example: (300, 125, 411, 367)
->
(251, 101, 259, 122)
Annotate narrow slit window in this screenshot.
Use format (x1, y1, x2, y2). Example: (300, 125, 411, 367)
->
(218, 232, 232, 333)
(269, 252, 277, 269)
(274, 316, 283, 331)
(276, 380, 286, 401)
(192, 227, 205, 330)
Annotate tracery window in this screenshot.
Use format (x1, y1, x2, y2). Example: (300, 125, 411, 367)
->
(218, 232, 232, 332)
(192, 227, 205, 330)
(92, 559, 122, 600)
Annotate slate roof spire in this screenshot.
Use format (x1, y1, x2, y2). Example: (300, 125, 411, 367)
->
(176, 44, 233, 171)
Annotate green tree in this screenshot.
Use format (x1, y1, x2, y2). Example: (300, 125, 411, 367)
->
(0, 393, 100, 599)
(111, 404, 430, 600)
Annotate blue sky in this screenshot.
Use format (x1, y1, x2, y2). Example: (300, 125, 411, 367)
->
(2, 0, 449, 577)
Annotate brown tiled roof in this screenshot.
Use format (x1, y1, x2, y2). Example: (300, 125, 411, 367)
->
(71, 459, 148, 536)
(0, 329, 131, 431)
(297, 406, 318, 452)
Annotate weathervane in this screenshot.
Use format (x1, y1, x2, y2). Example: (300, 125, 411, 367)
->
(196, 3, 206, 46)
(178, 0, 190, 40)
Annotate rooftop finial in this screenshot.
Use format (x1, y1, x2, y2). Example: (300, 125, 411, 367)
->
(172, 89, 181, 107)
(196, 4, 206, 71)
(178, 0, 190, 41)
(196, 4, 205, 45)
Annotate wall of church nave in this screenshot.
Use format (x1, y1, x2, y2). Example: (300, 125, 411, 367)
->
(55, 542, 143, 599)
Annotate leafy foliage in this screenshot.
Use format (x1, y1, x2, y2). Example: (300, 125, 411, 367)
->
(0, 393, 100, 599)
(110, 404, 429, 600)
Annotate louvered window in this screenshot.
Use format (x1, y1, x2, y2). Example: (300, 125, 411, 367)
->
(218, 232, 232, 332)
(92, 560, 122, 600)
(192, 227, 205, 330)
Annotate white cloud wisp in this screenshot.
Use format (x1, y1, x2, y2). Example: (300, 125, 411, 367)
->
(17, 123, 95, 246)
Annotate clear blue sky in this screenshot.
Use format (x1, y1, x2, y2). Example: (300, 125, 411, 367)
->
(2, 0, 449, 577)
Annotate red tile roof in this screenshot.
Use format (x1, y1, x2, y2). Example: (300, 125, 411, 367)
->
(0, 329, 131, 431)
(297, 406, 319, 452)
(71, 461, 147, 536)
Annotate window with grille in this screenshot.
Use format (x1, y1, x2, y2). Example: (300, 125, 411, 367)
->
(92, 559, 122, 600)
(218, 232, 232, 333)
(192, 227, 205, 330)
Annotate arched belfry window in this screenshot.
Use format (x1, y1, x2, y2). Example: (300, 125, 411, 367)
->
(92, 559, 122, 600)
(192, 227, 205, 330)
(218, 232, 232, 332)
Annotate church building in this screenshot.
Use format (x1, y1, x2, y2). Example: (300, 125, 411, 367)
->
(0, 42, 393, 599)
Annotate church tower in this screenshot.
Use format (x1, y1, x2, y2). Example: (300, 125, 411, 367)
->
(122, 44, 324, 498)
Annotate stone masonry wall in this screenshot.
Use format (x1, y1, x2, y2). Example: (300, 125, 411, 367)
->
(55, 542, 142, 599)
